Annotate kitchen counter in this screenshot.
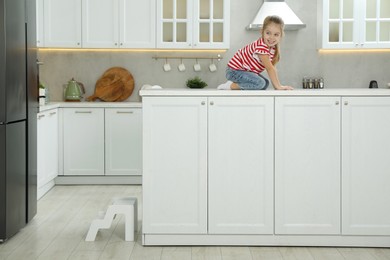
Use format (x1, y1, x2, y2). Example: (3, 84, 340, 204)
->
(37, 101, 143, 190)
(141, 91, 390, 247)
(39, 101, 142, 112)
(139, 87, 390, 97)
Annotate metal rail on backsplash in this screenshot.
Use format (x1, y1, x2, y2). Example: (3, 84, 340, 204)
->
(153, 54, 223, 61)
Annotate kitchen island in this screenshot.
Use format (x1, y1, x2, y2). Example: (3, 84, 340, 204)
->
(140, 87, 390, 247)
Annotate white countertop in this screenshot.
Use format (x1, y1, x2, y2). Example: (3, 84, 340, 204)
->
(139, 87, 390, 97)
(39, 101, 142, 112)
(39, 88, 390, 112)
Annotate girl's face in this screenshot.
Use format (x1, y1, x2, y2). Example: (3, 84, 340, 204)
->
(262, 22, 282, 47)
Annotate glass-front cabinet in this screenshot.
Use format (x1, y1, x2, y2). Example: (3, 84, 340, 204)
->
(157, 0, 230, 49)
(320, 0, 390, 49)
(364, 0, 390, 48)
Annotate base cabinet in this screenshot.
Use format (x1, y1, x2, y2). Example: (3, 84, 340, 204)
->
(143, 97, 274, 234)
(62, 107, 142, 176)
(142, 93, 390, 246)
(342, 97, 390, 235)
(37, 109, 58, 199)
(275, 97, 341, 235)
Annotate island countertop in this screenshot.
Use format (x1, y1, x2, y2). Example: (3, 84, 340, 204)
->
(139, 87, 390, 97)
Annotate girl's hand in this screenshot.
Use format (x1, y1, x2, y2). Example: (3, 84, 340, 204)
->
(258, 54, 294, 91)
(275, 85, 294, 90)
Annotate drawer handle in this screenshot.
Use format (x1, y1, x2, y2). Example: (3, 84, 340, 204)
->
(335, 101, 339, 105)
(75, 111, 92, 114)
(201, 101, 205, 105)
(344, 101, 349, 105)
(50, 112, 57, 115)
(116, 111, 134, 114)
(38, 114, 45, 119)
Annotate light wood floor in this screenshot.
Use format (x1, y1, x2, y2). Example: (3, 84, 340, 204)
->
(1, 185, 390, 260)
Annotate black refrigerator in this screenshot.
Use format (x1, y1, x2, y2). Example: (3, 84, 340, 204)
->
(0, 0, 38, 242)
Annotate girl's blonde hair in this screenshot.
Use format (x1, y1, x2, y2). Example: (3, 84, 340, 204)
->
(262, 15, 284, 65)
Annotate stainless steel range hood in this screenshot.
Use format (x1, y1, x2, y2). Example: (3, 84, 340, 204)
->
(247, 0, 306, 31)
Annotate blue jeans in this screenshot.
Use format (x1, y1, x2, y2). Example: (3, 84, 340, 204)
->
(226, 67, 269, 90)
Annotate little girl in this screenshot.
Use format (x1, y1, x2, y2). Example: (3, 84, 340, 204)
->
(218, 15, 293, 90)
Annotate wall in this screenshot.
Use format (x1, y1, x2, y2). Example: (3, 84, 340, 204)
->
(38, 0, 390, 102)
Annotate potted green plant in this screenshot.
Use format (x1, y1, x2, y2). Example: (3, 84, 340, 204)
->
(186, 76, 207, 89)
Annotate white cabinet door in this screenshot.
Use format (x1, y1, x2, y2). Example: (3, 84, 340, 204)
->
(193, 0, 230, 49)
(63, 108, 104, 175)
(37, 112, 48, 189)
(120, 0, 156, 48)
(36, 0, 44, 47)
(208, 97, 274, 234)
(37, 109, 58, 199)
(157, 0, 230, 49)
(156, 0, 193, 48)
(82, 0, 119, 48)
(105, 108, 142, 175)
(320, 0, 357, 49)
(45, 110, 59, 182)
(275, 97, 341, 235)
(342, 97, 390, 235)
(360, 0, 390, 48)
(43, 0, 82, 47)
(142, 97, 208, 234)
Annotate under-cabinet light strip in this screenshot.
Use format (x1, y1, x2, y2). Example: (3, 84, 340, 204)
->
(38, 48, 228, 53)
(319, 49, 390, 53)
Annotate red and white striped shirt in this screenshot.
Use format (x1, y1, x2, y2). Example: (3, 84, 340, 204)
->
(228, 38, 275, 74)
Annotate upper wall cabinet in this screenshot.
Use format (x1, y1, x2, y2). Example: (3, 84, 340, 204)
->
(38, 0, 229, 49)
(36, 0, 44, 47)
(38, 0, 155, 48)
(43, 0, 82, 48)
(319, 0, 390, 49)
(156, 0, 230, 49)
(82, 0, 155, 48)
(119, 0, 156, 48)
(82, 0, 119, 48)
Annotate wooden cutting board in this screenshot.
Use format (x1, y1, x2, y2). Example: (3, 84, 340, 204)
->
(87, 67, 134, 102)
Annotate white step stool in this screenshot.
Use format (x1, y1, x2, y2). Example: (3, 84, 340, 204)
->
(86, 197, 137, 242)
